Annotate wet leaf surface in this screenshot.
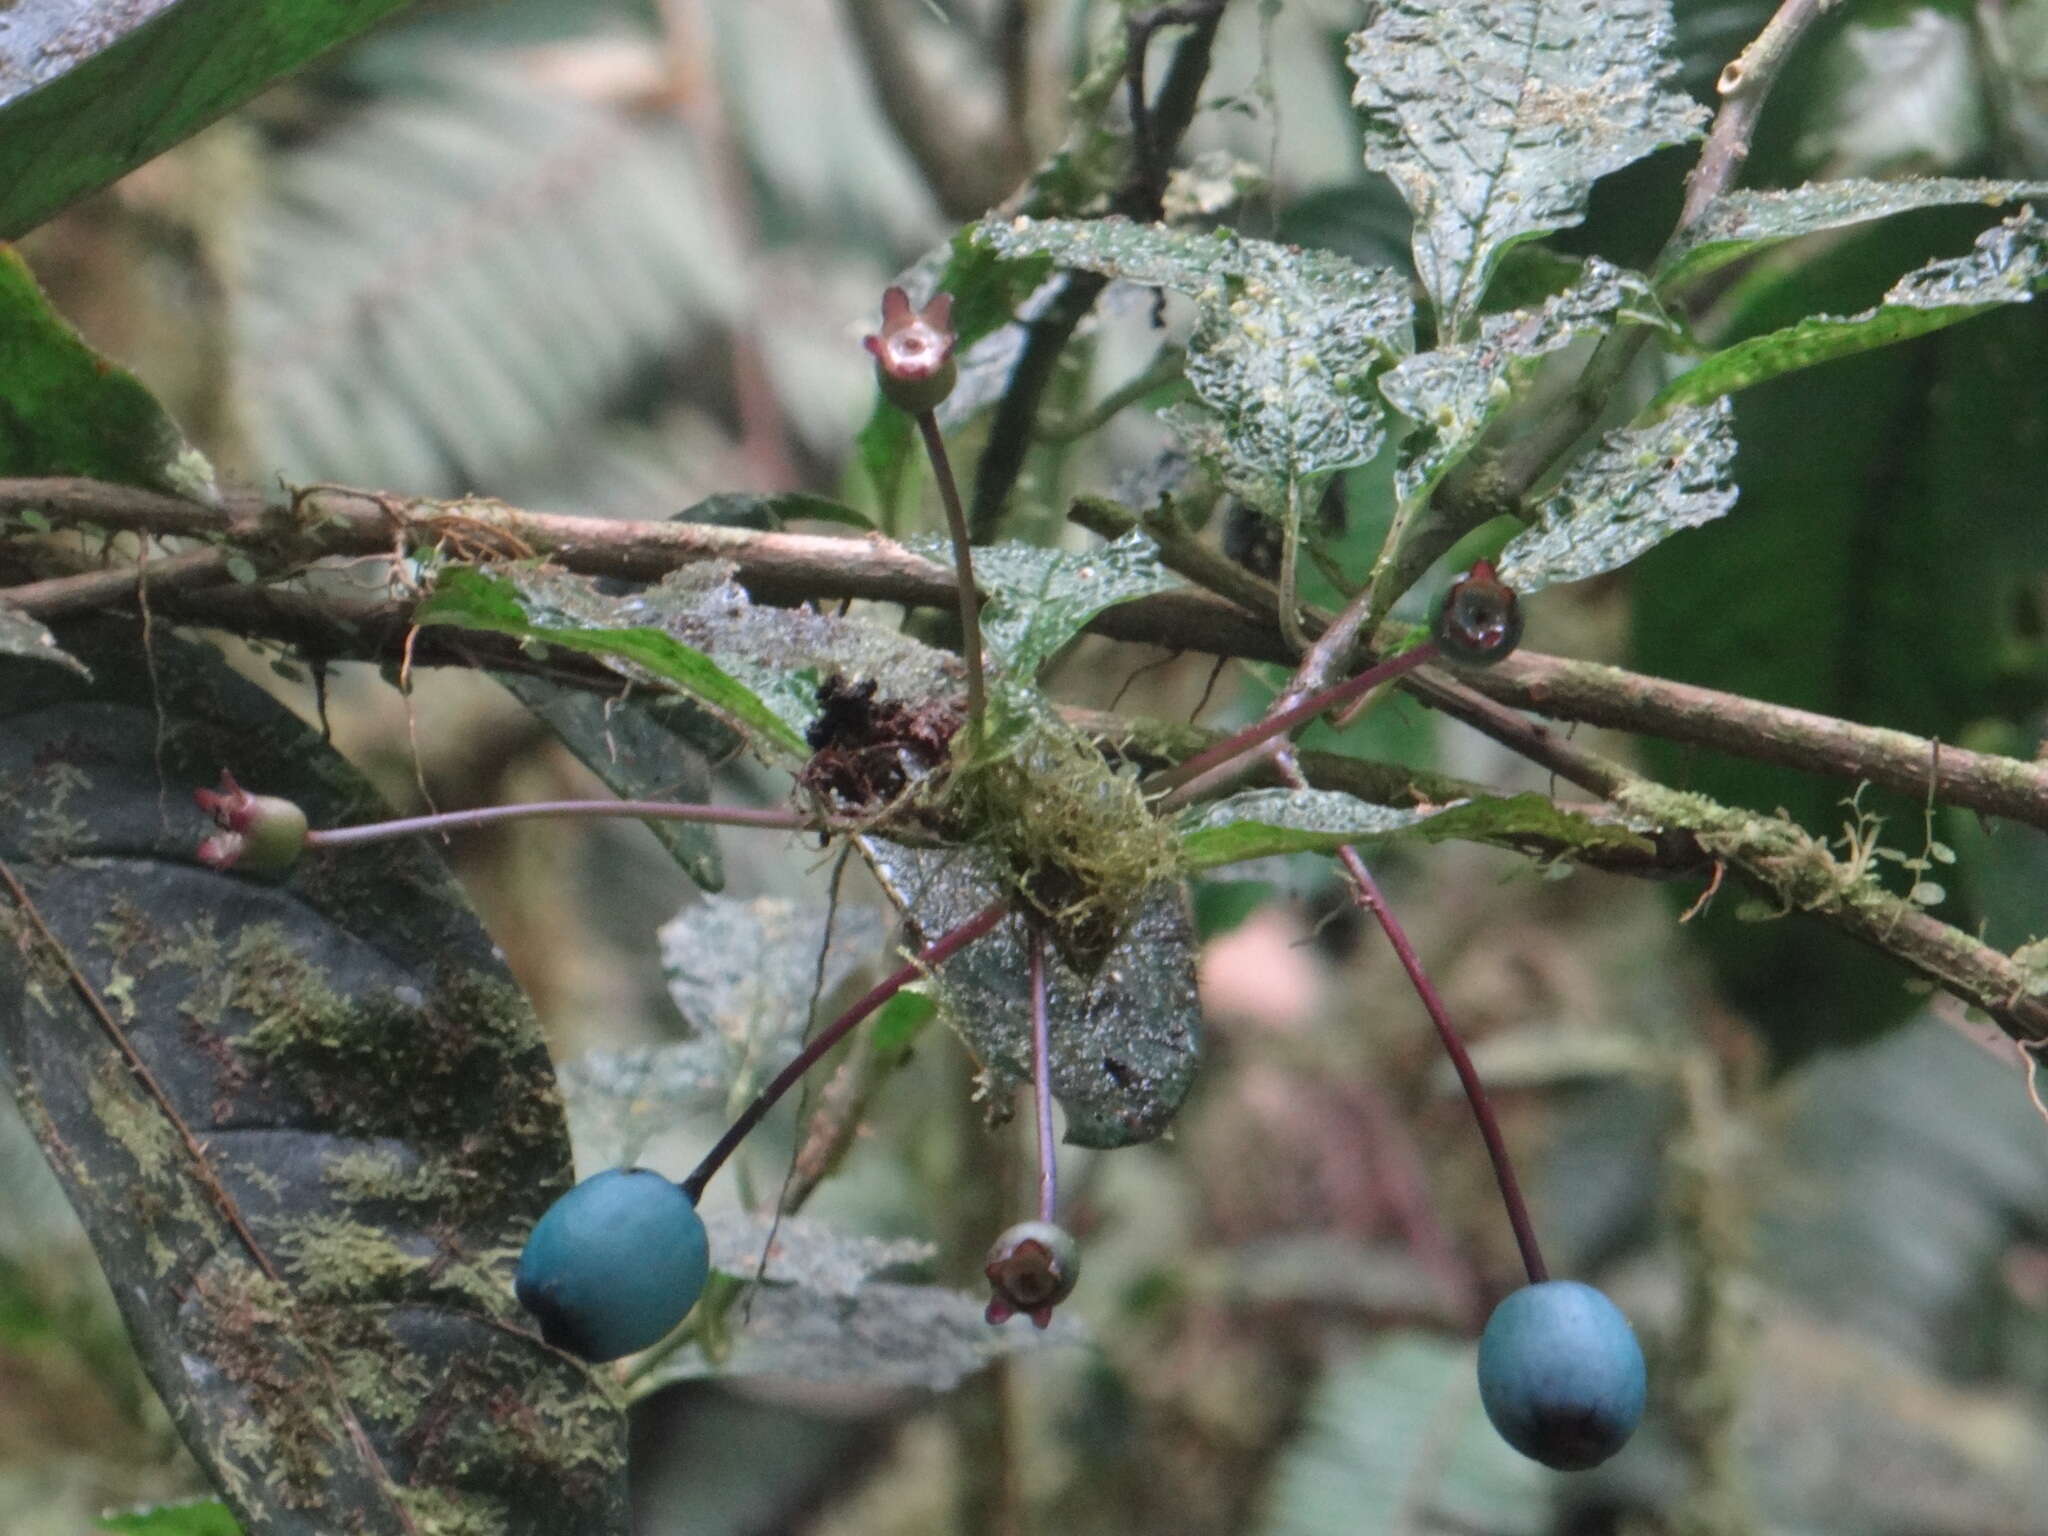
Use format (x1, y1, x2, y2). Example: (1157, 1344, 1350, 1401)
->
(0, 619, 624, 1535)
(0, 605, 88, 676)
(860, 840, 1200, 1150)
(1347, 0, 1705, 333)
(1497, 399, 1739, 591)
(978, 217, 1412, 511)
(1656, 210, 2048, 408)
(1179, 788, 1653, 868)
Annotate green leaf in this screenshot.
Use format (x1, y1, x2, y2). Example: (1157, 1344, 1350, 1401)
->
(977, 217, 1412, 510)
(562, 895, 885, 1167)
(1658, 177, 2048, 291)
(0, 606, 88, 677)
(0, 618, 624, 1536)
(1654, 209, 2048, 409)
(0, 0, 417, 238)
(1257, 1335, 1548, 1536)
(497, 677, 727, 891)
(415, 567, 810, 758)
(0, 248, 215, 498)
(1178, 788, 1652, 869)
(861, 840, 1200, 1150)
(1379, 260, 1672, 506)
(1496, 399, 1738, 591)
(97, 1502, 241, 1536)
(1178, 790, 1439, 868)
(1347, 0, 1706, 333)
(633, 1279, 1077, 1395)
(944, 530, 1184, 677)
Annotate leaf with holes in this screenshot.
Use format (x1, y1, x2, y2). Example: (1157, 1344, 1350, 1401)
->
(1658, 178, 2048, 291)
(0, 618, 624, 1536)
(1347, 0, 1705, 333)
(921, 529, 1184, 677)
(860, 840, 1200, 1150)
(1654, 210, 2048, 409)
(1497, 400, 1738, 591)
(977, 217, 1412, 511)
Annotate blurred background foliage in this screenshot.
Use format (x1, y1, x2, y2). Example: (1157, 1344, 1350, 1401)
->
(13, 0, 2048, 1532)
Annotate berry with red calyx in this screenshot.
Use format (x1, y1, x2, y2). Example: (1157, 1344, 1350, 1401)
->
(984, 1220, 1080, 1328)
(864, 286, 957, 414)
(1433, 560, 1524, 666)
(193, 771, 308, 875)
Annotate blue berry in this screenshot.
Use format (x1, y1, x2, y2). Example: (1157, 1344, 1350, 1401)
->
(515, 1168, 710, 1363)
(1477, 1280, 1646, 1470)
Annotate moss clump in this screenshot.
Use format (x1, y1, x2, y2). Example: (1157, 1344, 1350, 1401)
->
(942, 709, 1181, 974)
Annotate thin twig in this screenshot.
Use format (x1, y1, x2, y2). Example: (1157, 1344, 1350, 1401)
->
(305, 797, 817, 849)
(0, 546, 231, 616)
(1678, 0, 1840, 233)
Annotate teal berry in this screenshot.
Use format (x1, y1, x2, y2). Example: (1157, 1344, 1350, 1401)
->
(515, 1168, 710, 1363)
(1477, 1280, 1646, 1470)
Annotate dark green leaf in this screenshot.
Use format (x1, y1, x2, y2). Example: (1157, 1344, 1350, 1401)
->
(947, 530, 1184, 677)
(416, 567, 810, 758)
(496, 675, 727, 891)
(1496, 399, 1738, 591)
(97, 1502, 241, 1536)
(0, 248, 214, 497)
(861, 840, 1200, 1150)
(0, 606, 88, 676)
(1659, 177, 2048, 291)
(1346, 0, 1706, 333)
(0, 619, 624, 1536)
(1654, 209, 2048, 408)
(977, 217, 1412, 510)
(0, 0, 417, 238)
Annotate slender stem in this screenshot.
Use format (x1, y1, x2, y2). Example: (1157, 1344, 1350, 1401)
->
(1336, 844, 1548, 1286)
(304, 798, 816, 849)
(681, 899, 1009, 1202)
(1149, 641, 1439, 805)
(1676, 0, 1838, 235)
(916, 410, 988, 733)
(1028, 926, 1058, 1224)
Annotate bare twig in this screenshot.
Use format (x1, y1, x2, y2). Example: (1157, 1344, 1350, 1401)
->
(0, 546, 232, 616)
(1678, 0, 1840, 233)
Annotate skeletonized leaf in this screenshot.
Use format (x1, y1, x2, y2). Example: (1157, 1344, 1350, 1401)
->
(634, 1280, 1078, 1395)
(1659, 177, 2048, 290)
(1654, 209, 2048, 409)
(0, 249, 215, 499)
(418, 567, 809, 757)
(1348, 0, 1706, 332)
(1379, 260, 1672, 505)
(0, 619, 623, 1536)
(931, 530, 1183, 677)
(0, 605, 87, 676)
(497, 675, 728, 891)
(861, 840, 1200, 1150)
(977, 217, 1412, 510)
(1497, 399, 1738, 590)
